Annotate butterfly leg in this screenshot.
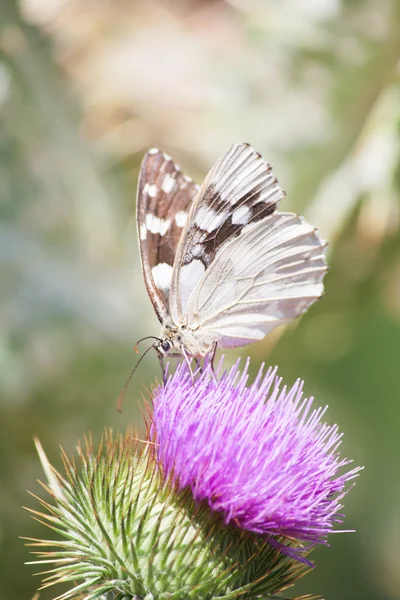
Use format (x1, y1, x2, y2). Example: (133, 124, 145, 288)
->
(209, 341, 218, 383)
(181, 346, 196, 383)
(156, 350, 167, 384)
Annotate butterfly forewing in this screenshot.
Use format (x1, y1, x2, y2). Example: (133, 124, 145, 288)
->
(137, 149, 199, 322)
(169, 143, 286, 323)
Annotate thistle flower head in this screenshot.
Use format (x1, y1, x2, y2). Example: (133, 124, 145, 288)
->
(153, 358, 362, 552)
(25, 358, 362, 600)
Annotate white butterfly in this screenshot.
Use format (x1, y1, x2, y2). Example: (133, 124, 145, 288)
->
(137, 143, 327, 370)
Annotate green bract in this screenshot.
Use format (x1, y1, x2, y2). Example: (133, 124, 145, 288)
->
(26, 432, 310, 600)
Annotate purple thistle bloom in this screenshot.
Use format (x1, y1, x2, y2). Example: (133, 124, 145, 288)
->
(152, 358, 362, 553)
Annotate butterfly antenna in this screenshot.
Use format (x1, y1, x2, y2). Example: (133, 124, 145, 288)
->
(134, 335, 162, 353)
(117, 342, 158, 412)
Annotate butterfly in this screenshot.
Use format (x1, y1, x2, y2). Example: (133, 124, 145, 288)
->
(137, 142, 327, 373)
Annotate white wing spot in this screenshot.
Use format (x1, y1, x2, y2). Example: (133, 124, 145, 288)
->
(152, 263, 173, 292)
(148, 148, 159, 155)
(179, 259, 206, 312)
(175, 210, 187, 227)
(143, 182, 158, 198)
(232, 205, 251, 225)
(162, 174, 175, 194)
(148, 184, 157, 198)
(195, 206, 227, 232)
(146, 214, 171, 236)
(192, 244, 203, 258)
(140, 223, 147, 240)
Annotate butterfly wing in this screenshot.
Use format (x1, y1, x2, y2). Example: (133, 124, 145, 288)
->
(137, 149, 199, 323)
(169, 143, 285, 323)
(185, 212, 327, 347)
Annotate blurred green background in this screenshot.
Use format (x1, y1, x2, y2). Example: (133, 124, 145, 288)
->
(1, 0, 400, 598)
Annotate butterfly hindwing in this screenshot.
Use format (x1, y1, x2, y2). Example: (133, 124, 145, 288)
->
(137, 149, 199, 322)
(185, 211, 327, 347)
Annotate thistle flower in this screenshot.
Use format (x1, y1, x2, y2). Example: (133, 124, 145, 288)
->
(153, 358, 362, 555)
(25, 358, 361, 600)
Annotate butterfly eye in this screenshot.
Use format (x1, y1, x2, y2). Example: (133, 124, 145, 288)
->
(161, 340, 171, 353)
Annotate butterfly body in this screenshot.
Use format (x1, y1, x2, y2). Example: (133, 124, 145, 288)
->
(137, 143, 328, 365)
(157, 321, 216, 359)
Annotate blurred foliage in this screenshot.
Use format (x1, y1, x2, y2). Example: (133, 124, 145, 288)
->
(0, 0, 400, 599)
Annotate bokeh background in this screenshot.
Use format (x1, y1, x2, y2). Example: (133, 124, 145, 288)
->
(1, 0, 400, 598)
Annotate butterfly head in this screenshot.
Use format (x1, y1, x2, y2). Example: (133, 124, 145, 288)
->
(156, 338, 174, 356)
(155, 323, 183, 357)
